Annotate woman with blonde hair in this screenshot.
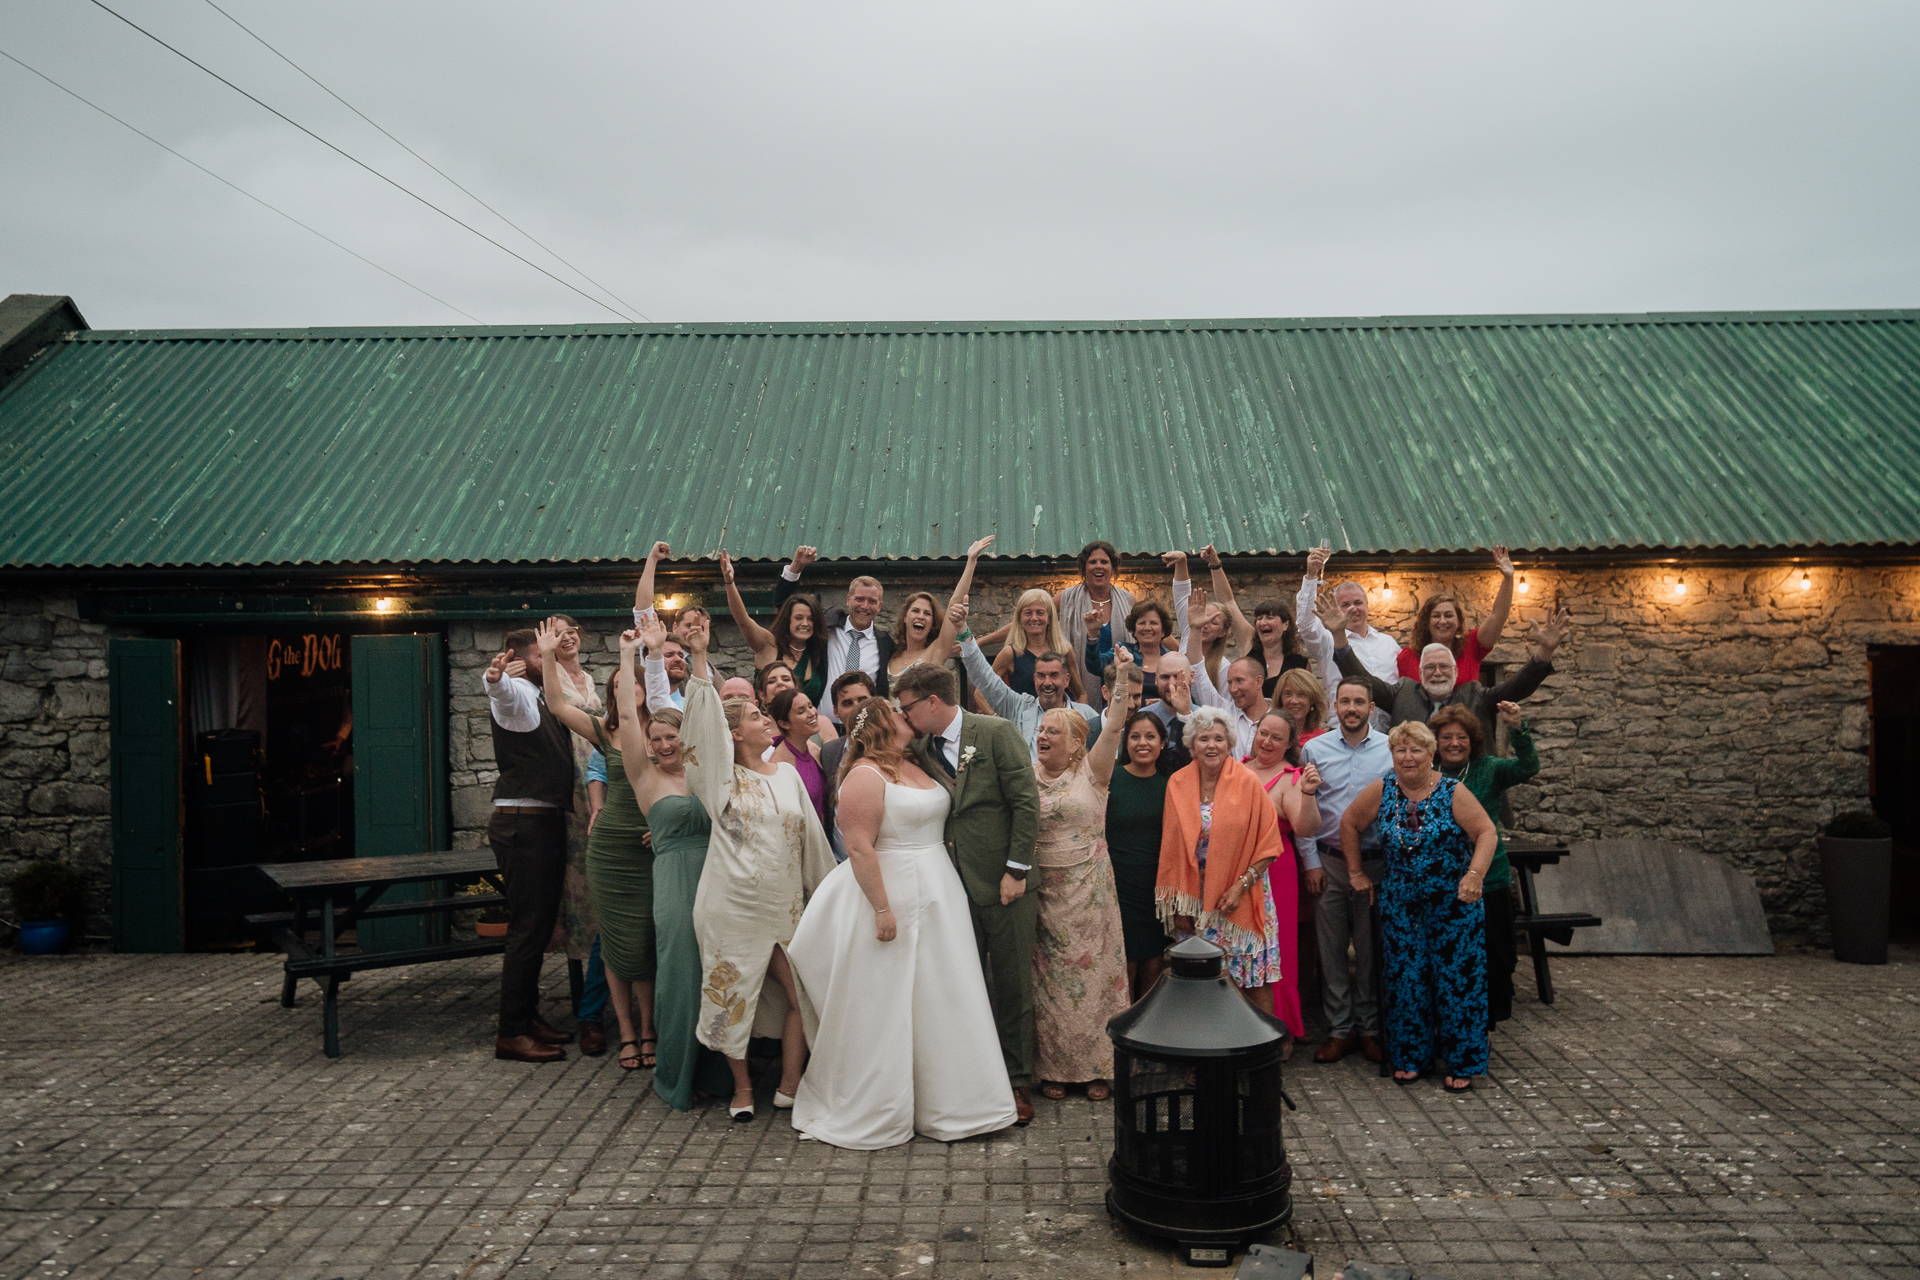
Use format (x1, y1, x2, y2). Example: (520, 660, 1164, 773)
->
(784, 698, 1018, 1148)
(1029, 652, 1134, 1101)
(1274, 667, 1330, 743)
(676, 615, 836, 1122)
(989, 587, 1086, 702)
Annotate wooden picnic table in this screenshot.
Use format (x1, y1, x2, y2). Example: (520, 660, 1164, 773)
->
(1504, 839, 1603, 1006)
(252, 850, 507, 1057)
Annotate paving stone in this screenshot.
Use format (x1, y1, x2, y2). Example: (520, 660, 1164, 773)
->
(1, 948, 1916, 1278)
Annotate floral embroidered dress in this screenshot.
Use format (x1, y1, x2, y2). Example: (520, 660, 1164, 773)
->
(547, 664, 601, 961)
(680, 675, 836, 1059)
(1030, 758, 1131, 1083)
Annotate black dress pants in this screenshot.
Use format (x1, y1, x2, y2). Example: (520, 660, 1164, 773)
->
(490, 808, 569, 1038)
(1485, 884, 1517, 1028)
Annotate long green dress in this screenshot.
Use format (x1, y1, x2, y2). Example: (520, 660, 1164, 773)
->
(646, 792, 734, 1110)
(586, 721, 654, 981)
(1105, 767, 1172, 963)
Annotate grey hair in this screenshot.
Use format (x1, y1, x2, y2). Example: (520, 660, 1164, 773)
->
(1332, 580, 1368, 601)
(1419, 642, 1457, 667)
(1182, 704, 1236, 748)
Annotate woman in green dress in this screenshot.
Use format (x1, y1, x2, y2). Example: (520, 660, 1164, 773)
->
(1106, 708, 1174, 1002)
(619, 616, 735, 1109)
(718, 550, 829, 705)
(537, 621, 657, 1069)
(1430, 699, 1540, 1030)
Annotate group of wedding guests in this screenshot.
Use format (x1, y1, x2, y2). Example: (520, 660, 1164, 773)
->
(479, 535, 1574, 1147)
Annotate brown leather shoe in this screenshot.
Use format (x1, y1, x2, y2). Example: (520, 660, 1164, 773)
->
(1012, 1087, 1034, 1126)
(495, 1034, 565, 1063)
(577, 1021, 606, 1057)
(528, 1016, 574, 1046)
(1359, 1035, 1383, 1063)
(1313, 1036, 1354, 1063)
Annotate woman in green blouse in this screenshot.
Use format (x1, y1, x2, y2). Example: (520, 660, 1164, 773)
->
(1105, 709, 1175, 1002)
(1430, 699, 1538, 1029)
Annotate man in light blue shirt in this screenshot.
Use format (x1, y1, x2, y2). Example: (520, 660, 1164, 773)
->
(1300, 676, 1394, 1065)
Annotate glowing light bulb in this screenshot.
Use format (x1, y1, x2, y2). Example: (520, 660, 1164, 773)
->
(1518, 574, 1530, 595)
(372, 597, 398, 613)
(1381, 586, 1394, 600)
(1674, 578, 1688, 597)
(1799, 571, 1812, 591)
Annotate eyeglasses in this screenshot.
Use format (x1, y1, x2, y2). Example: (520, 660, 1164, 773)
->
(895, 696, 925, 716)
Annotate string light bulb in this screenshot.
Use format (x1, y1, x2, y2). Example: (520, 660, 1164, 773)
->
(1674, 577, 1687, 597)
(1518, 573, 1530, 595)
(1799, 570, 1812, 592)
(372, 597, 398, 613)
(1380, 584, 1394, 600)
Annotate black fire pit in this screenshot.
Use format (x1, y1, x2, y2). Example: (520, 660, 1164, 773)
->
(1104, 936, 1293, 1267)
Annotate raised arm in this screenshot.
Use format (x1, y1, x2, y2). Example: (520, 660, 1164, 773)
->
(1294, 545, 1336, 674)
(1086, 648, 1133, 786)
(634, 540, 670, 618)
(773, 544, 816, 609)
(677, 622, 730, 818)
(1282, 762, 1321, 841)
(927, 536, 993, 662)
(1477, 546, 1517, 652)
(534, 617, 601, 741)
(952, 598, 1026, 721)
(614, 630, 650, 778)
(636, 613, 676, 713)
(1333, 644, 1397, 707)
(718, 550, 779, 667)
(1201, 544, 1256, 654)
(1163, 551, 1194, 648)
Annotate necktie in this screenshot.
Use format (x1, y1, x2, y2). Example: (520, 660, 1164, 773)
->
(847, 627, 863, 674)
(936, 741, 957, 777)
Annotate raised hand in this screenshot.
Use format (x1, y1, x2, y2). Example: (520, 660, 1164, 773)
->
(1496, 700, 1523, 728)
(535, 616, 567, 657)
(1160, 550, 1188, 572)
(1315, 592, 1346, 645)
(1300, 762, 1322, 794)
(948, 596, 970, 630)
(683, 612, 712, 660)
(618, 627, 642, 657)
(1200, 543, 1222, 569)
(639, 614, 668, 654)
(647, 540, 671, 562)
(967, 535, 994, 558)
(485, 651, 509, 684)
(718, 550, 735, 585)
(1306, 544, 1331, 578)
(791, 545, 818, 571)
(1113, 644, 1135, 674)
(1532, 603, 1572, 657)
(1492, 545, 1514, 578)
(1189, 584, 1210, 615)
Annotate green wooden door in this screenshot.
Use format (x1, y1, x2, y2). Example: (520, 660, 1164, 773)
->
(351, 633, 449, 952)
(110, 638, 182, 953)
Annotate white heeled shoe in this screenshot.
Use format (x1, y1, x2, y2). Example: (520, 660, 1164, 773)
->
(773, 1090, 796, 1110)
(729, 1097, 755, 1123)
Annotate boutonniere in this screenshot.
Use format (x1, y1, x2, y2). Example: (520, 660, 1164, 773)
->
(956, 745, 979, 774)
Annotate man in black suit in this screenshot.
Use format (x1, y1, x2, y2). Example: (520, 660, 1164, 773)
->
(816, 670, 875, 861)
(774, 544, 893, 718)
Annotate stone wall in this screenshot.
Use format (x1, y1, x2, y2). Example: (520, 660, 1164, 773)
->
(0, 596, 110, 933)
(10, 558, 1915, 946)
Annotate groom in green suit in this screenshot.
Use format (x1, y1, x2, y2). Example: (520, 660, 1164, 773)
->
(895, 658, 1043, 1124)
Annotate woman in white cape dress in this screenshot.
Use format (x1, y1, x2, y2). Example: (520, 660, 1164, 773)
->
(786, 700, 1018, 1149)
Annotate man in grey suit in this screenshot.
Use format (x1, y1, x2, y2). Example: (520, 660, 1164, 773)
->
(817, 671, 875, 860)
(895, 661, 1043, 1125)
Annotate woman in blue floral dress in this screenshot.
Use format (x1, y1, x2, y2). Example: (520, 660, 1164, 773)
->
(1338, 720, 1499, 1092)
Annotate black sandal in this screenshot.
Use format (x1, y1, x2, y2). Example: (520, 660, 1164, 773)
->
(1443, 1075, 1474, 1093)
(618, 1040, 643, 1071)
(639, 1038, 658, 1069)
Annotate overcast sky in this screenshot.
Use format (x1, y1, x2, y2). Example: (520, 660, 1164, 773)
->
(5, 1, 1918, 330)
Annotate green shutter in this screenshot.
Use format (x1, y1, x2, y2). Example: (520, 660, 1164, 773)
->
(110, 638, 182, 953)
(351, 633, 448, 951)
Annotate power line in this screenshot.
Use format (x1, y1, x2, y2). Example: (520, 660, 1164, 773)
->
(0, 47, 482, 323)
(199, 0, 651, 322)
(85, 0, 639, 322)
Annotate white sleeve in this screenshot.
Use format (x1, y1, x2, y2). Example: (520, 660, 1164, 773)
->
(1295, 576, 1335, 690)
(1172, 575, 1192, 644)
(1296, 836, 1322, 870)
(782, 565, 801, 582)
(642, 656, 675, 713)
(485, 672, 542, 733)
(633, 605, 657, 630)
(1191, 671, 1231, 711)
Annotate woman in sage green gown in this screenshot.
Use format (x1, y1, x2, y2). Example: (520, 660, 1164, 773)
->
(617, 619, 733, 1109)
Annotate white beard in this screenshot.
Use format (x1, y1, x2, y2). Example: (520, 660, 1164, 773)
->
(1422, 676, 1456, 701)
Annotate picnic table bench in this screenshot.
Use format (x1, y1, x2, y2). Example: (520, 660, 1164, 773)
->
(1504, 839, 1603, 1005)
(249, 850, 506, 1057)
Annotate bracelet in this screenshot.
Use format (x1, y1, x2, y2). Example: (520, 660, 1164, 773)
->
(957, 628, 973, 642)
(875, 906, 892, 915)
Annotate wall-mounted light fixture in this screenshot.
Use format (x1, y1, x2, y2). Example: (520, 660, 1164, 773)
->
(372, 597, 399, 613)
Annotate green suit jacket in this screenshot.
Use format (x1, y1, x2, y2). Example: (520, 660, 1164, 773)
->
(911, 712, 1042, 908)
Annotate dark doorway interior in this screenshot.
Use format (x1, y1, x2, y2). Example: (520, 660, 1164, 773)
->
(1869, 646, 1920, 942)
(182, 630, 355, 948)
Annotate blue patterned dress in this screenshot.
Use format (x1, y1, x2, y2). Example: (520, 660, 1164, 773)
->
(1378, 775, 1489, 1077)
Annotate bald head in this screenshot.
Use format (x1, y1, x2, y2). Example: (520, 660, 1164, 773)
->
(718, 676, 758, 705)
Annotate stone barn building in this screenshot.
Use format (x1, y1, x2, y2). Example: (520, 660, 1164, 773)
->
(0, 294, 1914, 949)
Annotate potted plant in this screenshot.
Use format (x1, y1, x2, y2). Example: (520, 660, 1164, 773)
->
(1817, 810, 1893, 965)
(11, 861, 85, 955)
(463, 881, 510, 938)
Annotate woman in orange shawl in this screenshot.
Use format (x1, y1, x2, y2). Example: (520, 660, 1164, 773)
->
(1155, 706, 1286, 1003)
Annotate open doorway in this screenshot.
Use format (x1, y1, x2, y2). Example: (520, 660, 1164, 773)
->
(183, 630, 355, 948)
(1869, 646, 1920, 942)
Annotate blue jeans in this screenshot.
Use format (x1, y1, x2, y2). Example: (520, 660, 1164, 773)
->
(578, 936, 609, 1024)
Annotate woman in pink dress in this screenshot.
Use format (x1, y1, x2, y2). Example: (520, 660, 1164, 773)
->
(1243, 710, 1322, 1045)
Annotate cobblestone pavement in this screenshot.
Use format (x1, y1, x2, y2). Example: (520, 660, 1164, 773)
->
(1, 947, 1914, 1280)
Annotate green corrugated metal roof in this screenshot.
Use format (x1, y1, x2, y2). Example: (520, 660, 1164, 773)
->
(1, 311, 1915, 569)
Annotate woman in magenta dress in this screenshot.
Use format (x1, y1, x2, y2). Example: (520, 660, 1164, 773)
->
(1242, 710, 1322, 1043)
(767, 689, 831, 831)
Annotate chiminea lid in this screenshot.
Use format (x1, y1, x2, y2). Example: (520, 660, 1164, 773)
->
(1106, 937, 1289, 1058)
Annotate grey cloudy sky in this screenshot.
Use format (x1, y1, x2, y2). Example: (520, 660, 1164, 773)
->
(5, 1, 1917, 330)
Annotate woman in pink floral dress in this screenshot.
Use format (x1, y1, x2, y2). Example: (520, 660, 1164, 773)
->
(1029, 653, 1134, 1102)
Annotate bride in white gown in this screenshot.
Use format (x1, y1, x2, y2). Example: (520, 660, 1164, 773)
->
(786, 699, 1018, 1149)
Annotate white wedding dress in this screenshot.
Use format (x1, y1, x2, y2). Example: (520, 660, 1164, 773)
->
(786, 768, 1018, 1149)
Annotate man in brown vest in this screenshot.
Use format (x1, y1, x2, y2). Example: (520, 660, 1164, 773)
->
(485, 628, 577, 1062)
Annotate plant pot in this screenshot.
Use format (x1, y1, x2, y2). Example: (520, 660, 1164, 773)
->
(476, 920, 510, 938)
(18, 919, 70, 955)
(1817, 836, 1892, 964)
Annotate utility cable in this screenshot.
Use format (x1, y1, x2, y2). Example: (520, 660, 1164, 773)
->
(0, 47, 481, 323)
(199, 0, 651, 321)
(86, 0, 637, 322)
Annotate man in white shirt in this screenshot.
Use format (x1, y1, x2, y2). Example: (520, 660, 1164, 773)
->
(774, 546, 892, 717)
(1296, 545, 1401, 729)
(1221, 655, 1271, 758)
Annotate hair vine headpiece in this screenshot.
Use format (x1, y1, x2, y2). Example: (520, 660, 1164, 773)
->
(851, 705, 872, 737)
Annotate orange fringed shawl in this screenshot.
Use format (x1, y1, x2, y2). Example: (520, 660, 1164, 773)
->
(1154, 758, 1285, 952)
